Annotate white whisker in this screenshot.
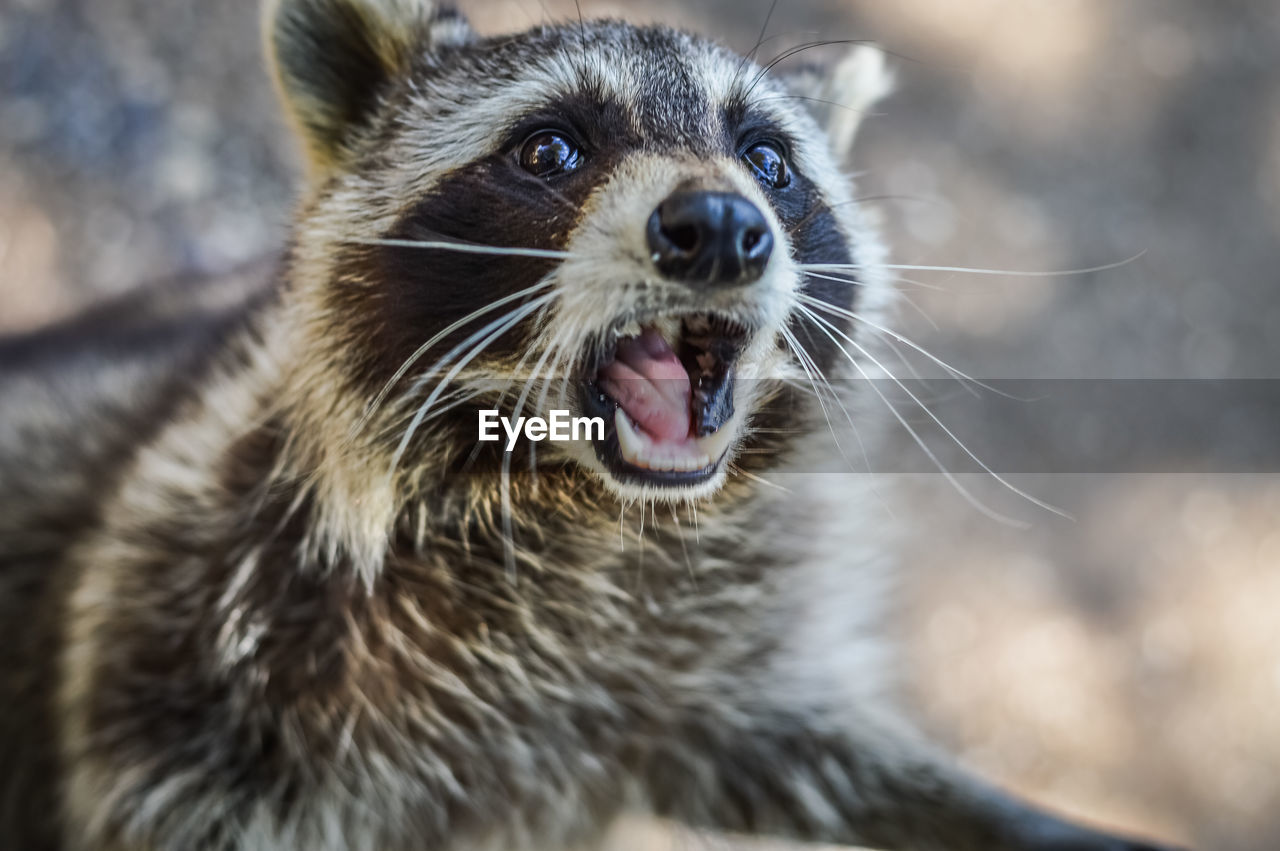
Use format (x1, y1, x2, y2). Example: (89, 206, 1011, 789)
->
(794, 302, 1067, 523)
(383, 386, 489, 432)
(388, 294, 554, 479)
(357, 278, 555, 431)
(731, 465, 791, 493)
(344, 237, 575, 260)
(800, 250, 1145, 278)
(802, 267, 946, 292)
(669, 504, 697, 589)
(498, 319, 568, 577)
(895, 289, 940, 331)
(780, 329, 896, 521)
(781, 327, 851, 460)
(780, 326, 871, 475)
(796, 291, 1013, 398)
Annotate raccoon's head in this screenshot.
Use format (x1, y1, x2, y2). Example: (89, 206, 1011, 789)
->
(268, 0, 892, 511)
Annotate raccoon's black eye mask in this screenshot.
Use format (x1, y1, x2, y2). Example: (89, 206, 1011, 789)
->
(509, 106, 796, 196)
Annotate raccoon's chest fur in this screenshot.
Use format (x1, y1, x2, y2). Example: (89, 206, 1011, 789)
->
(18, 319, 882, 850)
(0, 289, 880, 851)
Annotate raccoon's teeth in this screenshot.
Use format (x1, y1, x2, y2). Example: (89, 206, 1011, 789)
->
(615, 406, 643, 455)
(614, 408, 731, 473)
(693, 415, 737, 462)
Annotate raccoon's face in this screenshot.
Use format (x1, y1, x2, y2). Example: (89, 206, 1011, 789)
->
(271, 0, 892, 505)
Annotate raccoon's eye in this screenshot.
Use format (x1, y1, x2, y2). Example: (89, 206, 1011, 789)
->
(742, 141, 791, 189)
(519, 130, 583, 177)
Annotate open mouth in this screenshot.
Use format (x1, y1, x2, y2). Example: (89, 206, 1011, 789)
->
(581, 314, 749, 487)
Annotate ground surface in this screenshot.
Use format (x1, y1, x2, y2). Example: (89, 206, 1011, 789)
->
(2, 1, 1278, 849)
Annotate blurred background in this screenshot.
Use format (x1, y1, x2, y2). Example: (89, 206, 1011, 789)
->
(2, 0, 1277, 849)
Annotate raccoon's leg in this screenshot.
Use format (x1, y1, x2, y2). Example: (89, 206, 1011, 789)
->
(645, 710, 1184, 851)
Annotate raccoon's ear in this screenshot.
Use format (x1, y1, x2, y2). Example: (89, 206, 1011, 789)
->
(781, 45, 893, 163)
(265, 0, 473, 175)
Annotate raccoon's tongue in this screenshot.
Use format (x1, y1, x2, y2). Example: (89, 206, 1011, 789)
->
(597, 328, 692, 442)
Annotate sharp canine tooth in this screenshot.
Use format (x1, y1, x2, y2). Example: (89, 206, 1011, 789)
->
(615, 409, 646, 465)
(695, 416, 738, 462)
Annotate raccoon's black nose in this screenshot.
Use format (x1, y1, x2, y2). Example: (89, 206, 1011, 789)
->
(647, 191, 773, 287)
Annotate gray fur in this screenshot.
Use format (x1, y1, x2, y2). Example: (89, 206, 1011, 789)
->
(0, 2, 1180, 850)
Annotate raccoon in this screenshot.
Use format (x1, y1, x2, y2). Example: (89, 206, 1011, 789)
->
(0, 1, 1183, 849)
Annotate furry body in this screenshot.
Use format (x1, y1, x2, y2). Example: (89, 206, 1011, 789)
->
(0, 2, 1179, 849)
